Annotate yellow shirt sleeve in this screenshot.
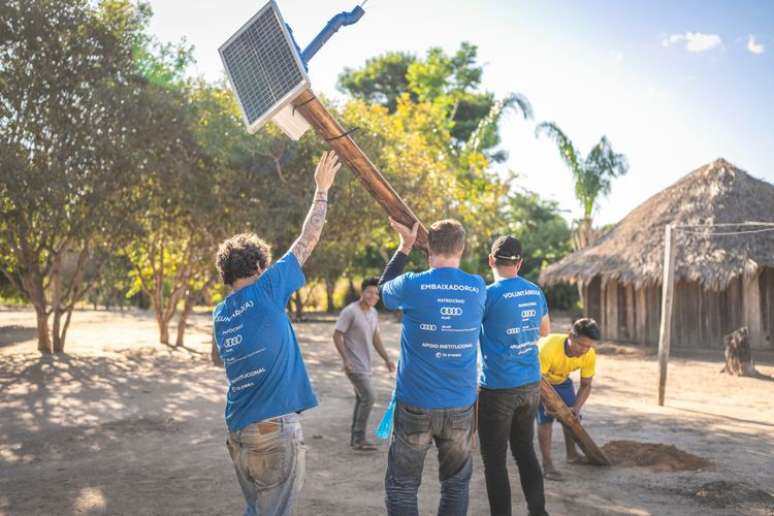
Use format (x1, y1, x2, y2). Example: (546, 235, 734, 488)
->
(580, 349, 596, 378)
(538, 334, 561, 377)
(539, 347, 550, 375)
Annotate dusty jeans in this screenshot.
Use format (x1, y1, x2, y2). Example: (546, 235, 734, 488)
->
(478, 383, 548, 516)
(385, 401, 475, 516)
(226, 413, 306, 516)
(346, 371, 375, 445)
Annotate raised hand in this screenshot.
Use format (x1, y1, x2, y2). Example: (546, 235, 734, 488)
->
(314, 151, 341, 192)
(290, 151, 341, 265)
(389, 217, 419, 254)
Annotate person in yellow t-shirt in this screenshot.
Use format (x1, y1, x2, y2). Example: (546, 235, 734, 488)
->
(537, 318, 600, 481)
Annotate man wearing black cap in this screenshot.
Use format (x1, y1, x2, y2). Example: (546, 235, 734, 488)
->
(477, 235, 551, 516)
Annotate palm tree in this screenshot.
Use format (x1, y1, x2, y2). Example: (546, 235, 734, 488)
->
(464, 93, 533, 162)
(535, 122, 628, 249)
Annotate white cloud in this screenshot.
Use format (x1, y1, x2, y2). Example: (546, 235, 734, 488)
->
(747, 34, 765, 55)
(662, 32, 723, 52)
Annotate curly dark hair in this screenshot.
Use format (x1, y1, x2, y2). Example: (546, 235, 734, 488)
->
(571, 317, 601, 341)
(215, 233, 272, 286)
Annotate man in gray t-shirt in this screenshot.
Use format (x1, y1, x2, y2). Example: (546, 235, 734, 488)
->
(333, 277, 396, 451)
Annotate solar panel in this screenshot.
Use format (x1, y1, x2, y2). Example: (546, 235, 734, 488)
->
(219, 1, 310, 134)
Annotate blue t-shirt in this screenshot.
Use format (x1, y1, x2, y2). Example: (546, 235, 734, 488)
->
(479, 276, 548, 389)
(213, 252, 318, 432)
(382, 268, 486, 409)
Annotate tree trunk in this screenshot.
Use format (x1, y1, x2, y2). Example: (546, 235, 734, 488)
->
(52, 310, 65, 353)
(150, 288, 173, 345)
(573, 218, 595, 311)
(158, 315, 170, 345)
(50, 254, 64, 352)
(33, 302, 52, 354)
(52, 294, 77, 353)
(22, 268, 52, 353)
(293, 290, 304, 321)
(175, 289, 195, 347)
(324, 277, 335, 313)
(721, 327, 757, 376)
(58, 307, 75, 352)
(347, 276, 357, 305)
(572, 218, 595, 251)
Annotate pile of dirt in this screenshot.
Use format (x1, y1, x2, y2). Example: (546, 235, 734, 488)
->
(600, 440, 710, 472)
(692, 480, 774, 509)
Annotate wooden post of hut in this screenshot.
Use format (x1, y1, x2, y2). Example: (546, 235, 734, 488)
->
(742, 270, 764, 348)
(657, 225, 677, 406)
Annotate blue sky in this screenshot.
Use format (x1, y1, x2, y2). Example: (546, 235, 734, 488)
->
(147, 0, 774, 225)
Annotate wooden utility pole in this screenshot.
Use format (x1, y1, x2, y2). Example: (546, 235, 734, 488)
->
(657, 224, 677, 406)
(292, 89, 429, 253)
(539, 379, 610, 466)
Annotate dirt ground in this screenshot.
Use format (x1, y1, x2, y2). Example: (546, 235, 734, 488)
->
(1, 307, 773, 516)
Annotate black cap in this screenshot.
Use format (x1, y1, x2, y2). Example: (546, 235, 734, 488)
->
(491, 235, 522, 261)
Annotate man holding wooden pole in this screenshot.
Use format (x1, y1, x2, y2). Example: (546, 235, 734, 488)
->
(212, 152, 341, 516)
(537, 318, 600, 481)
(477, 235, 551, 516)
(378, 217, 486, 516)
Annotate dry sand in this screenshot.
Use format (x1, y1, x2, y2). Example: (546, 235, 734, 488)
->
(1, 308, 773, 516)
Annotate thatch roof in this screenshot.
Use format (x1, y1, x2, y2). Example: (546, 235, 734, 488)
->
(540, 158, 774, 291)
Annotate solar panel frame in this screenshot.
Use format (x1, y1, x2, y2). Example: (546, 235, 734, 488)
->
(218, 1, 310, 134)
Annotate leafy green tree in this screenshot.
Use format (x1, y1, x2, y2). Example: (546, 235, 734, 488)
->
(86, 251, 135, 310)
(0, 0, 156, 352)
(339, 43, 531, 162)
(121, 22, 259, 346)
(0, 271, 24, 303)
(338, 52, 415, 112)
(535, 122, 628, 249)
(498, 186, 572, 280)
(336, 96, 505, 274)
(123, 79, 226, 346)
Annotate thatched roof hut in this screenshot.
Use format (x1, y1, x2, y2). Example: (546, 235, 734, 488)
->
(540, 159, 774, 350)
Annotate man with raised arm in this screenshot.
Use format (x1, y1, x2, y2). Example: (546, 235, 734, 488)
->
(212, 151, 341, 516)
(379, 217, 486, 516)
(477, 235, 551, 516)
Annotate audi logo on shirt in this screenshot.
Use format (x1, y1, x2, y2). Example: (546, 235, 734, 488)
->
(223, 334, 243, 348)
(521, 309, 537, 318)
(440, 307, 463, 317)
(420, 323, 438, 331)
(506, 327, 521, 335)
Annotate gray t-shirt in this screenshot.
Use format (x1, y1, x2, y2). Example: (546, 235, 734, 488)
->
(335, 302, 379, 374)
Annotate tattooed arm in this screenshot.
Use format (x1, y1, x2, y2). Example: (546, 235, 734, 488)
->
(290, 151, 341, 265)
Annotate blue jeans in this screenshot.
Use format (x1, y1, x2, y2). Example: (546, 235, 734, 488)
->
(226, 414, 306, 516)
(385, 401, 475, 516)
